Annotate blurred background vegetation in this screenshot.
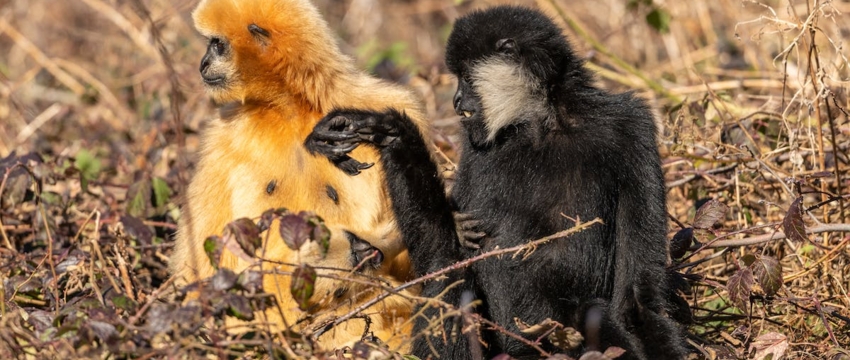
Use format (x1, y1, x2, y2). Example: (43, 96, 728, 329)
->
(0, 0, 849, 358)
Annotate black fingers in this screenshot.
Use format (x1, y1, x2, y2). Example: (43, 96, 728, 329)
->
(333, 156, 374, 176)
(454, 212, 487, 249)
(306, 110, 400, 175)
(346, 231, 385, 271)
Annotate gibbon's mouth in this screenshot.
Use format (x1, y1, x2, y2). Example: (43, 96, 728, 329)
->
(202, 75, 226, 86)
(459, 110, 475, 118)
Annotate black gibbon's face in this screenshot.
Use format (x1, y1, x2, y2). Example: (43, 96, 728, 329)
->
(446, 6, 569, 146)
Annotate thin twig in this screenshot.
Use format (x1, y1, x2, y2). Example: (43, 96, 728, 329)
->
(312, 219, 603, 339)
(704, 223, 850, 248)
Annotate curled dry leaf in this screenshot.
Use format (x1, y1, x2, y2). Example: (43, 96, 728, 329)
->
(693, 199, 729, 229)
(549, 326, 584, 351)
(515, 317, 558, 336)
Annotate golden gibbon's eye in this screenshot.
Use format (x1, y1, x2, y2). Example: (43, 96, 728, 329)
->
(209, 37, 226, 56)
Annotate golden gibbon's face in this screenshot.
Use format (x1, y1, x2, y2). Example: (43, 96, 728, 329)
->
(192, 0, 337, 104)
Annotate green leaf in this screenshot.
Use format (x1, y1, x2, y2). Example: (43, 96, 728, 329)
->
(203, 235, 222, 269)
(110, 295, 138, 313)
(291, 264, 316, 311)
(126, 178, 151, 218)
(74, 149, 101, 192)
(646, 8, 671, 33)
(151, 177, 171, 211)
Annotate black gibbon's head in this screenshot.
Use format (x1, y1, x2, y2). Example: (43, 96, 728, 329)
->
(445, 6, 583, 144)
(193, 0, 344, 104)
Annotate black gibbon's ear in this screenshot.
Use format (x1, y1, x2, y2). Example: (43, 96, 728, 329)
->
(248, 24, 270, 43)
(496, 38, 518, 56)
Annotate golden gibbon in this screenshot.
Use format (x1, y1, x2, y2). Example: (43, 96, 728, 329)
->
(169, 0, 428, 351)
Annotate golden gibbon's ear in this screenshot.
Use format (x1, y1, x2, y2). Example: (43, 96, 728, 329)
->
(248, 24, 270, 46)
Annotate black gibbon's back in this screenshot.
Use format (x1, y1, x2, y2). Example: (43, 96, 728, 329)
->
(308, 5, 687, 360)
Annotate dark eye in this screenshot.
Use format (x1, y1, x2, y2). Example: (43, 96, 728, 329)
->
(210, 37, 226, 55)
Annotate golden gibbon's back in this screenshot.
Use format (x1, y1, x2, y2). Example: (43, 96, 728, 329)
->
(170, 0, 429, 351)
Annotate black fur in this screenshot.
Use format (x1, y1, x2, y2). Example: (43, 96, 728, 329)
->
(307, 6, 687, 360)
(306, 109, 477, 358)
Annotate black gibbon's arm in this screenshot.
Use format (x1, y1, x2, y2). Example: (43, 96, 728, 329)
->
(306, 109, 479, 359)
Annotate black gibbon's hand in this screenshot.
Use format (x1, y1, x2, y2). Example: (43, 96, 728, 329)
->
(454, 211, 487, 249)
(346, 231, 384, 271)
(306, 110, 400, 175)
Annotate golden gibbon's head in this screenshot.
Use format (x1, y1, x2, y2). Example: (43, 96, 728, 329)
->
(192, 0, 346, 104)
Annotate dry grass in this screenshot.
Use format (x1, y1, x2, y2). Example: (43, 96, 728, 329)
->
(0, 0, 848, 359)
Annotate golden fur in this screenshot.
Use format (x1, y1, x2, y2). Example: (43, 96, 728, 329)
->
(170, 0, 427, 351)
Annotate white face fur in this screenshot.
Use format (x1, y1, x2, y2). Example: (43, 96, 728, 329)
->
(470, 57, 553, 142)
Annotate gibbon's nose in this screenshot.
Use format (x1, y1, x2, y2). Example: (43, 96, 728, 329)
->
(453, 88, 463, 115)
(199, 52, 212, 74)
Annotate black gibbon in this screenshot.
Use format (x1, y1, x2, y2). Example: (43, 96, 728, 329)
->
(306, 5, 687, 360)
(170, 0, 430, 351)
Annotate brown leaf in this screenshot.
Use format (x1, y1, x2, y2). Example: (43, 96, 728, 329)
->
(752, 255, 783, 297)
(237, 270, 264, 294)
(670, 227, 694, 259)
(211, 269, 238, 291)
(279, 214, 311, 250)
(579, 351, 610, 360)
(693, 199, 728, 229)
(603, 347, 627, 359)
(291, 264, 316, 311)
(749, 332, 788, 360)
(120, 215, 153, 245)
(145, 303, 175, 335)
(782, 197, 807, 242)
(726, 267, 754, 313)
(223, 293, 254, 321)
(224, 218, 262, 254)
(258, 207, 288, 232)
